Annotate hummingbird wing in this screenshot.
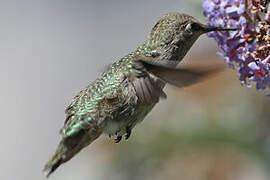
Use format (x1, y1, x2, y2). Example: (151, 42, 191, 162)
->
(132, 75, 167, 105)
(131, 56, 167, 105)
(134, 55, 224, 88)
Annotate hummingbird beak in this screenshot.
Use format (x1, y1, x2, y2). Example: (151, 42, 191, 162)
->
(201, 24, 237, 33)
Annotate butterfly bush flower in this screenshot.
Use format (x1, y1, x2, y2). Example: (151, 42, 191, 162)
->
(203, 0, 270, 90)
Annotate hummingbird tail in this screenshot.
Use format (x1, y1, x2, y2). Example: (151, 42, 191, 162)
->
(43, 140, 67, 178)
(43, 129, 102, 178)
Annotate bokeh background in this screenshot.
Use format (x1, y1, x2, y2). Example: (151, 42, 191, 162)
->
(1, 0, 270, 180)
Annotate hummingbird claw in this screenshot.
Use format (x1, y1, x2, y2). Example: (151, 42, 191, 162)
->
(125, 126, 131, 140)
(114, 136, 122, 143)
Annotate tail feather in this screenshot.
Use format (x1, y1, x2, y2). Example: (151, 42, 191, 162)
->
(44, 127, 102, 177)
(43, 141, 67, 178)
(44, 158, 63, 178)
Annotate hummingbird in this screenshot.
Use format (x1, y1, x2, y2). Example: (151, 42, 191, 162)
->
(44, 13, 236, 177)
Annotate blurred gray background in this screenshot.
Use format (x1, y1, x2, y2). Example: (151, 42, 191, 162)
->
(1, 0, 270, 180)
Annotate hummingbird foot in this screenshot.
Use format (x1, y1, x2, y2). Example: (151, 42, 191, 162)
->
(114, 136, 122, 143)
(125, 126, 132, 140)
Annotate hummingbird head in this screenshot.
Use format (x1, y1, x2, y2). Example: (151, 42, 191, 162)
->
(147, 13, 236, 65)
(150, 13, 235, 44)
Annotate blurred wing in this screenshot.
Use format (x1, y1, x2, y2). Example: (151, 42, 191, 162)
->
(133, 75, 166, 105)
(129, 55, 167, 105)
(135, 56, 224, 88)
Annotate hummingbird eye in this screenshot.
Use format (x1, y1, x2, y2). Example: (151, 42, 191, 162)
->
(190, 22, 201, 31)
(185, 22, 201, 32)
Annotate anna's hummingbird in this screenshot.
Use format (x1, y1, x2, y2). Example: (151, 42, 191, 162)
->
(44, 13, 236, 177)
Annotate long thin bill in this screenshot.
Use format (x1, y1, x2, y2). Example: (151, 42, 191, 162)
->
(202, 25, 237, 32)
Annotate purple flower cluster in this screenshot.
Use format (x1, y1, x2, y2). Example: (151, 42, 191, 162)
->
(203, 0, 270, 90)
